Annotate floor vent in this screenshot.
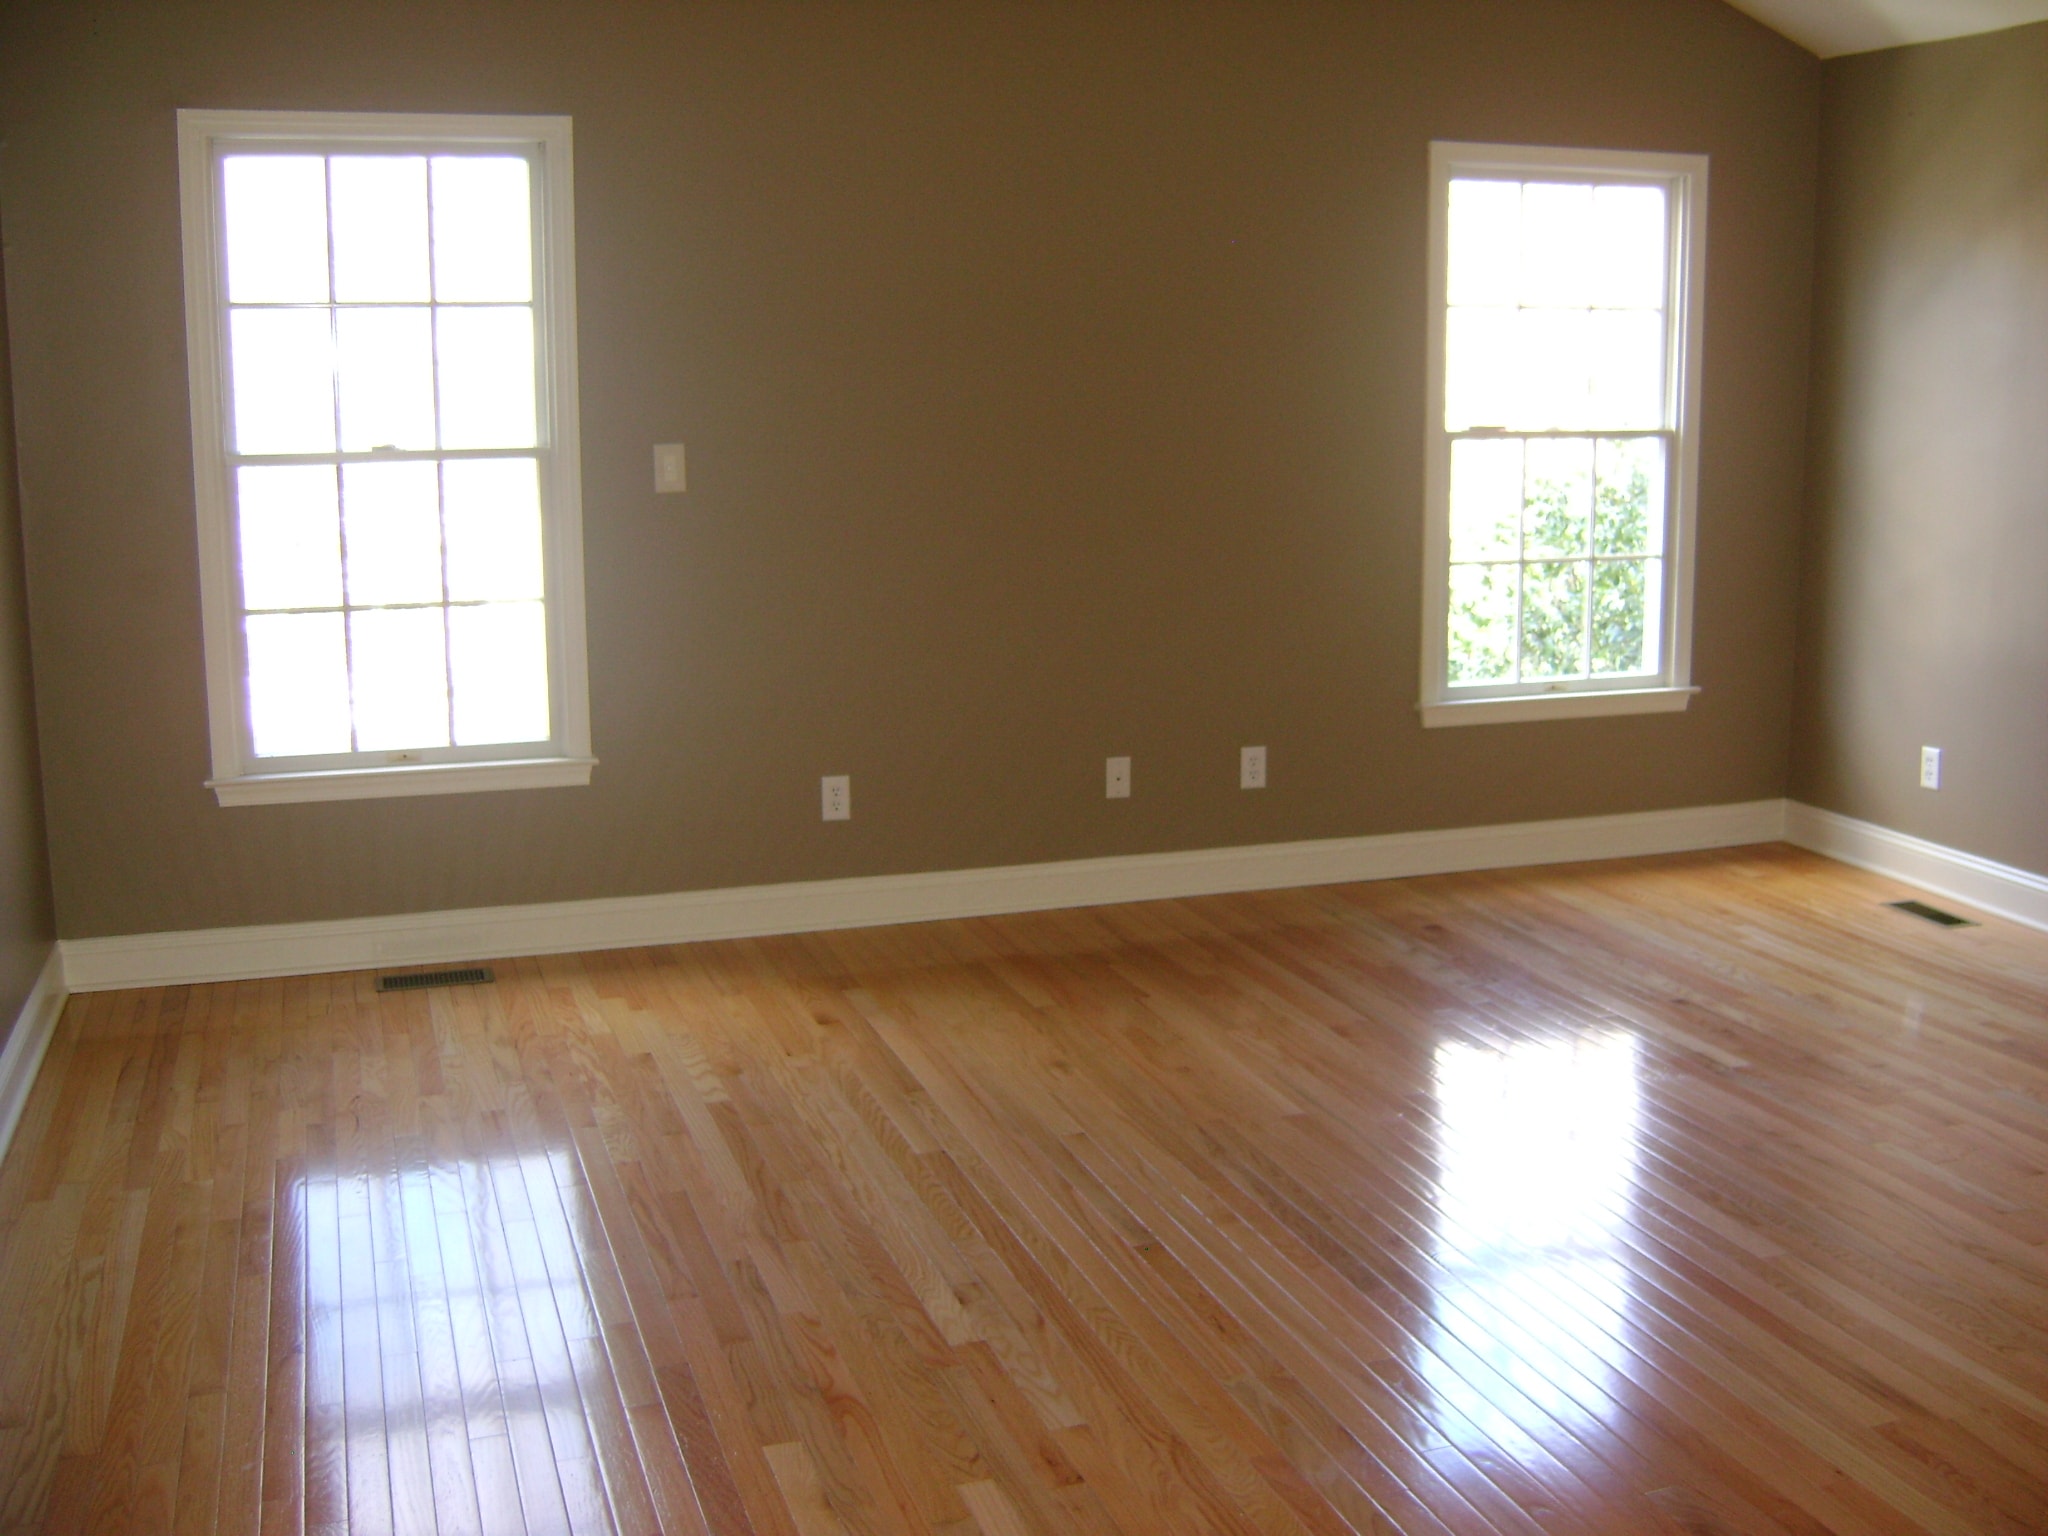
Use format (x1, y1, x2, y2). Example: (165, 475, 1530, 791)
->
(1888, 899, 1975, 928)
(377, 965, 495, 992)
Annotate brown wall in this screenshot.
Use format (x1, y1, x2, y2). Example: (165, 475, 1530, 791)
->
(0, 232, 56, 1027)
(1793, 22, 2048, 874)
(0, 0, 1818, 940)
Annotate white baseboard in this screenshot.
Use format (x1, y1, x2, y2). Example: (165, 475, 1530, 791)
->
(1784, 802, 2048, 933)
(58, 798, 1787, 992)
(24, 800, 2034, 1164)
(0, 946, 67, 1170)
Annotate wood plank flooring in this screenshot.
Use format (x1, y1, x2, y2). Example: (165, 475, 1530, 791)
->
(2, 844, 2046, 1534)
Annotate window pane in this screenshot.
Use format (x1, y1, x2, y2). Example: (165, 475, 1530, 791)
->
(246, 612, 351, 756)
(450, 602, 550, 745)
(1594, 437, 1664, 556)
(1449, 438, 1522, 562)
(1518, 182, 1594, 309)
(444, 458, 544, 601)
(1588, 309, 1664, 428)
(349, 608, 450, 750)
(237, 465, 342, 612)
(1523, 437, 1593, 558)
(1522, 560, 1588, 679)
(1513, 308, 1590, 429)
(1447, 179, 1519, 307)
(1591, 185, 1667, 311)
(437, 308, 538, 448)
(222, 156, 329, 304)
(342, 462, 444, 607)
(1448, 564, 1517, 683)
(431, 156, 533, 302)
(330, 156, 430, 303)
(229, 309, 336, 454)
(1445, 307, 1517, 431)
(336, 308, 437, 451)
(1591, 559, 1654, 674)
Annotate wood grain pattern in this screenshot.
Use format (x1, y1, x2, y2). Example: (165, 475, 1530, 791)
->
(2, 844, 2046, 1533)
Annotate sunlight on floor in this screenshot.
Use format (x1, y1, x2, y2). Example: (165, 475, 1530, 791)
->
(1427, 1029, 1641, 1453)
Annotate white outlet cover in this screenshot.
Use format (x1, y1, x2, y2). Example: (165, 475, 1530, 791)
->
(821, 774, 850, 820)
(1919, 746, 1941, 790)
(1105, 756, 1131, 799)
(654, 443, 687, 494)
(1241, 745, 1267, 789)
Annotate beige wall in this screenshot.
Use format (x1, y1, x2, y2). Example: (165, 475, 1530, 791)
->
(1793, 22, 2048, 873)
(0, 234, 56, 1027)
(0, 0, 1819, 940)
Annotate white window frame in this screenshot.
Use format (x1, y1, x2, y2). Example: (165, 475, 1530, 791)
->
(176, 109, 594, 804)
(1420, 141, 1707, 728)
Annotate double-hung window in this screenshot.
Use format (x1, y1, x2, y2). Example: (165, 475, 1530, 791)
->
(177, 110, 592, 803)
(1421, 143, 1706, 726)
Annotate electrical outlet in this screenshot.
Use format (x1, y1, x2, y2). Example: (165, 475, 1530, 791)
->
(1240, 745, 1267, 789)
(654, 443, 687, 493)
(1105, 756, 1131, 799)
(821, 774, 850, 820)
(1919, 746, 1941, 790)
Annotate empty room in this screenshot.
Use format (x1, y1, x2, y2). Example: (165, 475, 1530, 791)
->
(2, 0, 2046, 1531)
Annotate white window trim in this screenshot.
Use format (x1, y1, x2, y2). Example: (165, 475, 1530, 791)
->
(1419, 141, 1707, 729)
(176, 108, 594, 805)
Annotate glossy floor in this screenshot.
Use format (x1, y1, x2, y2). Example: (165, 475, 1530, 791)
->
(2, 845, 2046, 1534)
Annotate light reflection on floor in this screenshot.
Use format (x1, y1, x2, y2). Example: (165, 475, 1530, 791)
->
(294, 1147, 610, 1532)
(1425, 1029, 1642, 1454)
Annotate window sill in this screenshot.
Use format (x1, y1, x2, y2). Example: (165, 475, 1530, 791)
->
(209, 756, 596, 806)
(1420, 687, 1697, 728)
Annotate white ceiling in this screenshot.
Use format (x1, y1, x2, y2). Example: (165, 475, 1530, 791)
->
(1722, 0, 2048, 56)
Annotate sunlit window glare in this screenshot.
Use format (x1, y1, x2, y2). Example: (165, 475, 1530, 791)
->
(1444, 177, 1671, 687)
(221, 150, 549, 758)
(237, 465, 343, 612)
(245, 612, 351, 757)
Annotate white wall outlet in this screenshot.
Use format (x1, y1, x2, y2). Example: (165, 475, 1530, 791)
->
(1105, 755, 1131, 799)
(1240, 744, 1267, 789)
(1919, 746, 1941, 790)
(654, 443, 687, 494)
(821, 774, 850, 820)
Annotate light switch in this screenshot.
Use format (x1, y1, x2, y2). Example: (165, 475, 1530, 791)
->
(654, 443, 687, 494)
(1105, 756, 1131, 799)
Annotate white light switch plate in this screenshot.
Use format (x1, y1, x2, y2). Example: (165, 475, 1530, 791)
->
(1105, 756, 1131, 799)
(654, 443, 687, 494)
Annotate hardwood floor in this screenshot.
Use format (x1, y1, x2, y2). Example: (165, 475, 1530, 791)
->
(2, 844, 2046, 1534)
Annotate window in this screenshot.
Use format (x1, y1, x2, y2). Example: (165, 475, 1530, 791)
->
(176, 111, 592, 804)
(1421, 143, 1706, 727)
